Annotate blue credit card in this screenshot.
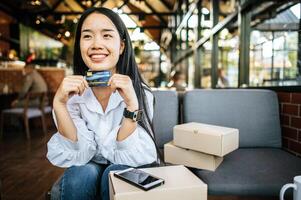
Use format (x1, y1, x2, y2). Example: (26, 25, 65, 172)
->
(85, 70, 111, 87)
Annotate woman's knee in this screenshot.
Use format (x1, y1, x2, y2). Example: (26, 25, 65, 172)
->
(100, 164, 129, 200)
(62, 162, 102, 191)
(101, 164, 129, 183)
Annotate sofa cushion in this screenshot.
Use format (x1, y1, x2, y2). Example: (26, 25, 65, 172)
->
(183, 89, 282, 148)
(153, 90, 178, 148)
(191, 148, 301, 196)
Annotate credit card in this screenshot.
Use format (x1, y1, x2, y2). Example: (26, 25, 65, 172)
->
(85, 70, 111, 87)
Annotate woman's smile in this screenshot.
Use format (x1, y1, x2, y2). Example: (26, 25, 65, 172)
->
(89, 52, 108, 63)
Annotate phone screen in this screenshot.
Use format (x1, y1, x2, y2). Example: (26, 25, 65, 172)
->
(119, 169, 158, 185)
(114, 168, 164, 190)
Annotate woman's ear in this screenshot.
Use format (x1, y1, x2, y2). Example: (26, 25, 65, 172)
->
(119, 40, 125, 55)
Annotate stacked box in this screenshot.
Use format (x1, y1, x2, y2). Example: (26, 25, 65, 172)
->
(164, 122, 239, 171)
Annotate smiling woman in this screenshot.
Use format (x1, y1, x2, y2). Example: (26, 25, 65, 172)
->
(46, 7, 160, 200)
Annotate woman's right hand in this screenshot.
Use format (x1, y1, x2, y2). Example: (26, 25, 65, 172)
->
(54, 75, 89, 105)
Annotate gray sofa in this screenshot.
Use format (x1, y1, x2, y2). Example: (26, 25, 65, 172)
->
(181, 89, 301, 197)
(49, 89, 301, 199)
(152, 90, 179, 149)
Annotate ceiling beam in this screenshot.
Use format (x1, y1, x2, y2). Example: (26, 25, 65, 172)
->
(127, 25, 180, 30)
(36, 11, 175, 16)
(175, 0, 199, 35)
(144, 0, 167, 26)
(159, 0, 173, 10)
(117, 0, 129, 10)
(93, 0, 108, 7)
(74, 0, 87, 10)
(41, 0, 52, 10)
(0, 2, 15, 16)
(276, 0, 299, 13)
(0, 1, 69, 45)
(93, 0, 101, 7)
(251, 1, 299, 29)
(64, 0, 79, 12)
(51, 0, 64, 11)
(92, 0, 98, 7)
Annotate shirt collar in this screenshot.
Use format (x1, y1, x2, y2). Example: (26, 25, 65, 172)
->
(105, 90, 124, 114)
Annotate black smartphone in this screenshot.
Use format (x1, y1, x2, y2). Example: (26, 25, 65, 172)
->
(85, 70, 111, 87)
(114, 168, 165, 191)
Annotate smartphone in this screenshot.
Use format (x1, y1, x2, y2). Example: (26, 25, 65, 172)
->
(114, 168, 165, 191)
(85, 70, 111, 87)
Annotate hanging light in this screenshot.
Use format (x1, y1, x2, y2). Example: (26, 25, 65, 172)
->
(35, 15, 45, 24)
(57, 33, 62, 39)
(82, 0, 92, 7)
(54, 15, 65, 24)
(30, 0, 41, 6)
(64, 31, 71, 38)
(201, 7, 210, 15)
(73, 17, 78, 24)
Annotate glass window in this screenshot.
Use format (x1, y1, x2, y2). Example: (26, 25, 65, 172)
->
(249, 3, 300, 86)
(20, 24, 63, 60)
(201, 41, 212, 88)
(218, 27, 239, 87)
(188, 55, 195, 89)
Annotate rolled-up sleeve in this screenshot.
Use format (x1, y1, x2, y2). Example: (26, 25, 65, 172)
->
(47, 101, 97, 168)
(101, 90, 157, 167)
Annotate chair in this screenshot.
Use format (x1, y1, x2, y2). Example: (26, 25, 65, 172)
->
(44, 92, 55, 114)
(0, 92, 47, 140)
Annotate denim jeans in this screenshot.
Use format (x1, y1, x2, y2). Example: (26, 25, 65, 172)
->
(60, 162, 129, 200)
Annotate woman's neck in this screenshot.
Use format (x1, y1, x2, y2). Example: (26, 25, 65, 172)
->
(91, 86, 112, 112)
(92, 86, 112, 100)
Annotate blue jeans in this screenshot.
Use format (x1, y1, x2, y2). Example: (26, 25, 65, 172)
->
(60, 162, 129, 200)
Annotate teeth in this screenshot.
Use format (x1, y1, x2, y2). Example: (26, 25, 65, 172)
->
(91, 54, 106, 59)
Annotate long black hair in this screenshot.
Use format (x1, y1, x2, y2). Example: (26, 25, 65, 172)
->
(73, 7, 163, 164)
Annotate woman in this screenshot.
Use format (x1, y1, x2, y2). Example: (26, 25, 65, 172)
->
(47, 7, 158, 200)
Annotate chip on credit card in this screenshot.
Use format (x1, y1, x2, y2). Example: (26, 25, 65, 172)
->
(85, 70, 111, 87)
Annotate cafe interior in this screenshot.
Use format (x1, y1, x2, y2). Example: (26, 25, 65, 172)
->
(0, 0, 300, 199)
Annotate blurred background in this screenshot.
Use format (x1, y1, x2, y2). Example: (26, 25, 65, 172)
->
(0, 0, 300, 90)
(0, 0, 300, 199)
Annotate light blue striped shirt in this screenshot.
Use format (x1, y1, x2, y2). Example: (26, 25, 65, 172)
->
(47, 87, 156, 168)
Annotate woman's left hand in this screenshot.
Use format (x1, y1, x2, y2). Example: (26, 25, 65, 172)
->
(108, 74, 139, 112)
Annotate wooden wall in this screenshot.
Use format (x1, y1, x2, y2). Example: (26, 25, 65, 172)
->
(0, 67, 65, 94)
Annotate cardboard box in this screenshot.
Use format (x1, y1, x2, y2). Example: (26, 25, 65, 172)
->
(164, 142, 223, 171)
(109, 165, 207, 200)
(174, 122, 239, 156)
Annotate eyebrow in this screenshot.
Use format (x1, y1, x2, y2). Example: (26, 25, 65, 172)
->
(102, 28, 115, 32)
(81, 28, 115, 33)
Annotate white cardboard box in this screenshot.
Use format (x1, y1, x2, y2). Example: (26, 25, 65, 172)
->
(174, 122, 239, 156)
(109, 165, 207, 200)
(164, 142, 223, 171)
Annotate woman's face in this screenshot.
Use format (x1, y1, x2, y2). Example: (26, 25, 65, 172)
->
(80, 13, 125, 72)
